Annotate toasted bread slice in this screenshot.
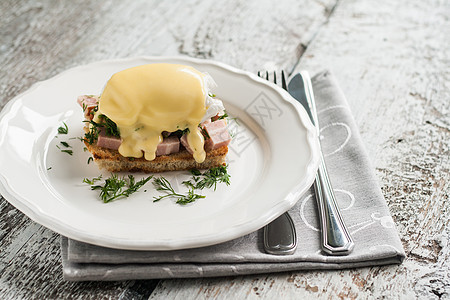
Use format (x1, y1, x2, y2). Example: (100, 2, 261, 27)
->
(85, 141, 228, 173)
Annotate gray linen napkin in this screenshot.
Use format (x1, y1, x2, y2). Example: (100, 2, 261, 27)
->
(61, 70, 405, 281)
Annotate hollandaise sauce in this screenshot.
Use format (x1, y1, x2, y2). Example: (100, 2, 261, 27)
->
(95, 64, 207, 163)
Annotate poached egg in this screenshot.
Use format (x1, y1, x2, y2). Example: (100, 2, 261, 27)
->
(94, 63, 224, 163)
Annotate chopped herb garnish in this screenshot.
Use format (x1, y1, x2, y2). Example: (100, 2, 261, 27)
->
(190, 169, 202, 176)
(84, 124, 99, 145)
(56, 144, 73, 155)
(87, 157, 93, 164)
(152, 165, 230, 205)
(61, 149, 73, 155)
(208, 93, 216, 98)
(183, 165, 230, 191)
(69, 136, 85, 141)
(83, 114, 120, 145)
(217, 112, 229, 120)
(152, 176, 205, 205)
(200, 127, 210, 139)
(47, 167, 52, 170)
(83, 175, 103, 185)
(60, 141, 71, 148)
(98, 114, 120, 137)
(85, 174, 152, 203)
(58, 122, 69, 134)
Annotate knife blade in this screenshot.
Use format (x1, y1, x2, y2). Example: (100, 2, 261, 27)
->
(288, 71, 354, 255)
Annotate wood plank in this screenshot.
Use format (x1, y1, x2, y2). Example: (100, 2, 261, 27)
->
(295, 0, 449, 297)
(1, 0, 447, 297)
(150, 0, 450, 298)
(0, 0, 337, 298)
(0, 0, 335, 111)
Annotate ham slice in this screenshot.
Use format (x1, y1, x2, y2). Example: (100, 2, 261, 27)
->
(77, 95, 98, 120)
(203, 119, 231, 151)
(97, 130, 122, 150)
(180, 133, 193, 154)
(96, 132, 180, 157)
(181, 120, 231, 153)
(156, 136, 180, 156)
(200, 119, 211, 127)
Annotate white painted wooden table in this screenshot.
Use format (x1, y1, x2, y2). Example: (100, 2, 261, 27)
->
(0, 0, 448, 298)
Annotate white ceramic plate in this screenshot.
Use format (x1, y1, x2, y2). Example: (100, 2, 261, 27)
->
(0, 56, 319, 250)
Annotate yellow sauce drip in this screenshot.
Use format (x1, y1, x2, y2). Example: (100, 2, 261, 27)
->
(96, 63, 207, 163)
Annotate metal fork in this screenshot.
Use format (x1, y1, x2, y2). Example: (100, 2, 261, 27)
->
(258, 70, 297, 255)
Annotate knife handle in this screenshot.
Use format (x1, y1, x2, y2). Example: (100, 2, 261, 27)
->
(263, 212, 297, 255)
(314, 153, 354, 255)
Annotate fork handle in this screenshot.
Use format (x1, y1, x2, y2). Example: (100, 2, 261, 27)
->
(314, 153, 354, 255)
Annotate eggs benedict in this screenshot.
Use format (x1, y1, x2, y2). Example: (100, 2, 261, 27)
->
(78, 63, 232, 173)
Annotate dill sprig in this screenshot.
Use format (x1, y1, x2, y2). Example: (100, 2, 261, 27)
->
(85, 174, 152, 203)
(152, 177, 205, 205)
(61, 149, 73, 155)
(83, 114, 120, 145)
(56, 144, 73, 155)
(83, 175, 102, 185)
(60, 141, 71, 148)
(217, 112, 228, 120)
(58, 122, 69, 134)
(183, 165, 230, 191)
(218, 111, 239, 124)
(84, 124, 99, 145)
(98, 114, 120, 137)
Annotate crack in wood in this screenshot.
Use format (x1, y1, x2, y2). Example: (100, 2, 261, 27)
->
(291, 0, 341, 71)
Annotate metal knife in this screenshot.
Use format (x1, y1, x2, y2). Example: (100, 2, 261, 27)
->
(288, 71, 354, 255)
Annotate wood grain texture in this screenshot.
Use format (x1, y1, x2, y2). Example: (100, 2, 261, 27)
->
(0, 0, 336, 299)
(0, 0, 448, 298)
(148, 0, 450, 299)
(295, 0, 449, 298)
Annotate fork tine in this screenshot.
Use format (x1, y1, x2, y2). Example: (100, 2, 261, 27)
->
(257, 70, 287, 90)
(281, 70, 287, 90)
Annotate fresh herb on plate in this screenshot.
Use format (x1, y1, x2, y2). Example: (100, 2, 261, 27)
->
(56, 144, 73, 155)
(58, 122, 69, 134)
(217, 111, 228, 120)
(83, 114, 120, 145)
(183, 165, 230, 191)
(84, 174, 152, 203)
(200, 127, 210, 139)
(82, 166, 230, 205)
(97, 114, 120, 137)
(83, 124, 99, 145)
(83, 175, 102, 185)
(152, 176, 205, 205)
(61, 149, 73, 155)
(60, 141, 71, 148)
